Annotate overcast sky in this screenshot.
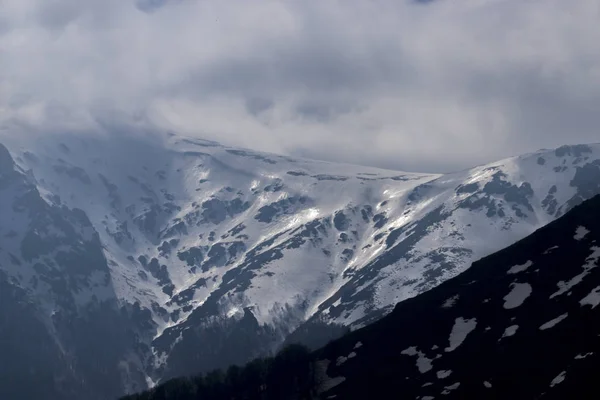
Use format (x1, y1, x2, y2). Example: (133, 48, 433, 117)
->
(1, 0, 600, 172)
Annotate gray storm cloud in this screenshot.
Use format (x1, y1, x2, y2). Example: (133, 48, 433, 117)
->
(1, 0, 599, 172)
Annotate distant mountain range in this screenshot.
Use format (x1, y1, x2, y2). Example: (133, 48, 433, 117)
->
(1, 130, 599, 399)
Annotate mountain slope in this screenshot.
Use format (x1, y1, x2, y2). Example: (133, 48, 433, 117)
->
(1, 130, 600, 395)
(0, 143, 153, 398)
(124, 194, 600, 400)
(317, 194, 600, 400)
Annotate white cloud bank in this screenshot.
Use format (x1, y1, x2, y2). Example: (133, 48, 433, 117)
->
(1, 0, 599, 172)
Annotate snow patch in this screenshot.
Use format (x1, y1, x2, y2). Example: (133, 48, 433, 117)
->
(441, 382, 461, 395)
(226, 307, 241, 318)
(507, 260, 533, 275)
(335, 356, 348, 366)
(445, 317, 477, 352)
(503, 283, 532, 309)
(315, 360, 346, 393)
(580, 286, 600, 308)
(441, 294, 459, 309)
(551, 247, 600, 298)
(401, 346, 434, 373)
(353, 341, 363, 349)
(437, 370, 452, 379)
(539, 313, 568, 330)
(543, 246, 559, 254)
(574, 226, 590, 241)
(145, 375, 157, 389)
(501, 325, 519, 339)
(575, 352, 593, 359)
(550, 371, 566, 387)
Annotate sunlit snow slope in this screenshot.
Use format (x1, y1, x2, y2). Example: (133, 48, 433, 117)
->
(1, 130, 599, 395)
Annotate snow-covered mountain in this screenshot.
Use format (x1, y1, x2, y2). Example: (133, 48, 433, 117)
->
(1, 130, 599, 398)
(317, 193, 600, 400)
(123, 193, 600, 400)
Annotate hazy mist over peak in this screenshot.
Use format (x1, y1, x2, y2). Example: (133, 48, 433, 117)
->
(1, 0, 600, 173)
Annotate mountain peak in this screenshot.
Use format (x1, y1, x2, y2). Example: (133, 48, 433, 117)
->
(0, 143, 15, 173)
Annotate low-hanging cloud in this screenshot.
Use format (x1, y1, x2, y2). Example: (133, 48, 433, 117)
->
(1, 0, 599, 172)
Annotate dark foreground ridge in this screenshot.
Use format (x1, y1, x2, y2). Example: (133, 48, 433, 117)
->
(123, 194, 600, 400)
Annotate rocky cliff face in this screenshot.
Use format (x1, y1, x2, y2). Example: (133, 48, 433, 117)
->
(1, 130, 599, 397)
(0, 143, 152, 399)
